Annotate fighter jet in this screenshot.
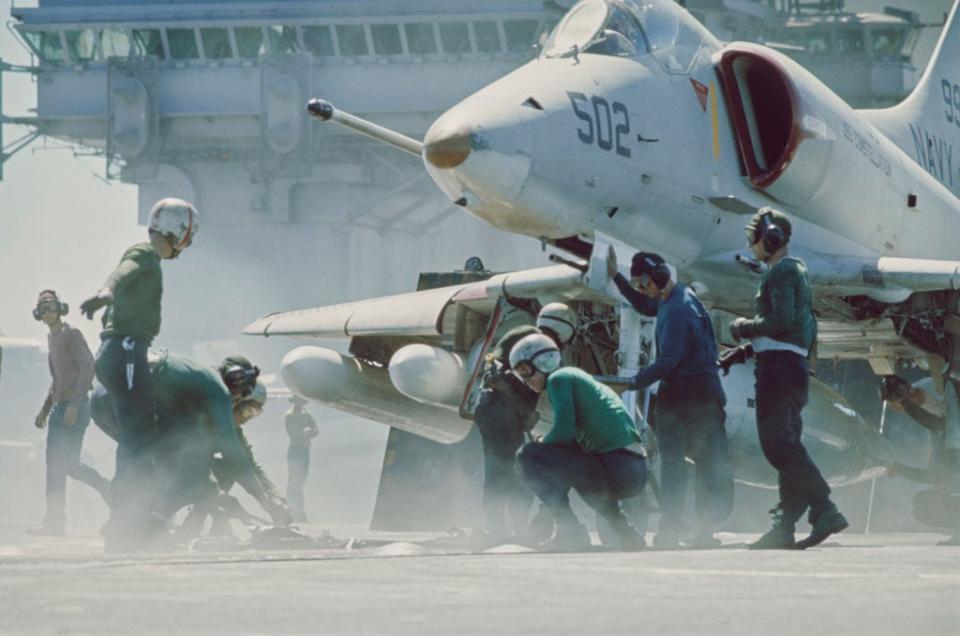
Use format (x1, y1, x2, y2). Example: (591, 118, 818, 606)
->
(246, 0, 960, 488)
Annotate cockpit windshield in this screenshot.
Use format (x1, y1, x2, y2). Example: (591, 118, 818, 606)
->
(543, 0, 648, 59)
(543, 0, 710, 73)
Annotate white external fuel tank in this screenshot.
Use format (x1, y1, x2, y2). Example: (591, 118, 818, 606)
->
(280, 346, 472, 443)
(388, 344, 468, 408)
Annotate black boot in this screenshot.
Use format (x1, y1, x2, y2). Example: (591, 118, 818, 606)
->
(542, 522, 591, 552)
(937, 505, 960, 546)
(937, 533, 960, 546)
(691, 529, 722, 549)
(526, 505, 554, 544)
(541, 509, 590, 552)
(652, 518, 687, 549)
(796, 505, 848, 550)
(602, 512, 646, 551)
(749, 508, 796, 550)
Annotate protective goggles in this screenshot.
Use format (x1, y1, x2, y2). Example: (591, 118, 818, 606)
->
(36, 300, 61, 315)
(222, 365, 260, 395)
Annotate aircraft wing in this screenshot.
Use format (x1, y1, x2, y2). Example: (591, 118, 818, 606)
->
(243, 263, 611, 339)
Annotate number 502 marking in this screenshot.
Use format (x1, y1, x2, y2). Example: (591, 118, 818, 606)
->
(568, 91, 631, 158)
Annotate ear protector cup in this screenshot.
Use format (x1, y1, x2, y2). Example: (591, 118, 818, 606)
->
(650, 262, 671, 288)
(759, 213, 785, 254)
(632, 252, 671, 289)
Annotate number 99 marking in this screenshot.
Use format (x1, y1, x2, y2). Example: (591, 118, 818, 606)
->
(944, 78, 960, 128)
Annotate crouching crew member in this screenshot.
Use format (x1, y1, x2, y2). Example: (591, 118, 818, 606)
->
(182, 381, 289, 537)
(30, 290, 111, 536)
(608, 249, 734, 548)
(730, 207, 848, 549)
(90, 352, 289, 549)
(474, 303, 577, 540)
(80, 198, 199, 548)
(511, 334, 647, 551)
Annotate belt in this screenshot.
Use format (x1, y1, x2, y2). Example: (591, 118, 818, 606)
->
(622, 442, 648, 459)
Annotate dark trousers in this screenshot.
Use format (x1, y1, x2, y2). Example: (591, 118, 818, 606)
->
(474, 386, 537, 533)
(655, 375, 734, 533)
(755, 351, 832, 525)
(518, 442, 647, 521)
(44, 398, 111, 527)
(286, 444, 310, 521)
(95, 335, 155, 531)
(151, 417, 218, 520)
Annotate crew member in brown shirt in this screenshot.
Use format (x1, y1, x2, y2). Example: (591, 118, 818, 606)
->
(29, 290, 110, 536)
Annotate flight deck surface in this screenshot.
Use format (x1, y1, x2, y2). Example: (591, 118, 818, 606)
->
(0, 527, 957, 635)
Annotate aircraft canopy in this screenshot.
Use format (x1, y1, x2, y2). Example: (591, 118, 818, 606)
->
(543, 0, 712, 74)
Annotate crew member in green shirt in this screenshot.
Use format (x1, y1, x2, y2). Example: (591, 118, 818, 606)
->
(90, 353, 290, 548)
(510, 333, 647, 551)
(729, 207, 848, 550)
(80, 198, 199, 550)
(181, 381, 291, 538)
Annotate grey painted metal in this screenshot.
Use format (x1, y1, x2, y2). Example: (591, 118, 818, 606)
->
(243, 263, 600, 338)
(308, 99, 423, 156)
(245, 284, 466, 338)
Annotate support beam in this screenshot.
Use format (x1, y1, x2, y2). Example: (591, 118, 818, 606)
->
(1, 57, 4, 181)
(337, 172, 428, 228)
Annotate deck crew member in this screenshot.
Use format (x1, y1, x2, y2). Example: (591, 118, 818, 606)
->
(30, 290, 110, 535)
(512, 333, 647, 551)
(80, 198, 199, 549)
(729, 207, 848, 549)
(285, 395, 319, 523)
(607, 249, 733, 548)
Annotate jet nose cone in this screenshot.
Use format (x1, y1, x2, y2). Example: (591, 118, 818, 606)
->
(423, 125, 472, 169)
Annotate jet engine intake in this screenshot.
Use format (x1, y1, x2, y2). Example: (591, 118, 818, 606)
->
(716, 45, 833, 206)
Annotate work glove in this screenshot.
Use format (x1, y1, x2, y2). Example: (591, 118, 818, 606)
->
(728, 317, 749, 342)
(718, 345, 753, 376)
(879, 375, 912, 404)
(80, 288, 114, 320)
(481, 360, 514, 393)
(64, 403, 79, 427)
(261, 495, 294, 526)
(606, 245, 618, 280)
(34, 409, 49, 430)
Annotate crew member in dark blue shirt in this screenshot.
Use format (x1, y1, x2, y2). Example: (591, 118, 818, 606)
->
(608, 247, 733, 548)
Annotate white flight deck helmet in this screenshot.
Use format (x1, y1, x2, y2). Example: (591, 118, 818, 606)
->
(536, 302, 577, 345)
(509, 333, 562, 376)
(148, 197, 199, 255)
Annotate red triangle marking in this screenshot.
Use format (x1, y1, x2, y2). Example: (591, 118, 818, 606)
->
(690, 78, 709, 112)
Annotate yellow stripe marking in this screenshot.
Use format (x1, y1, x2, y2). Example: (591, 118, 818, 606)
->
(711, 79, 720, 160)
